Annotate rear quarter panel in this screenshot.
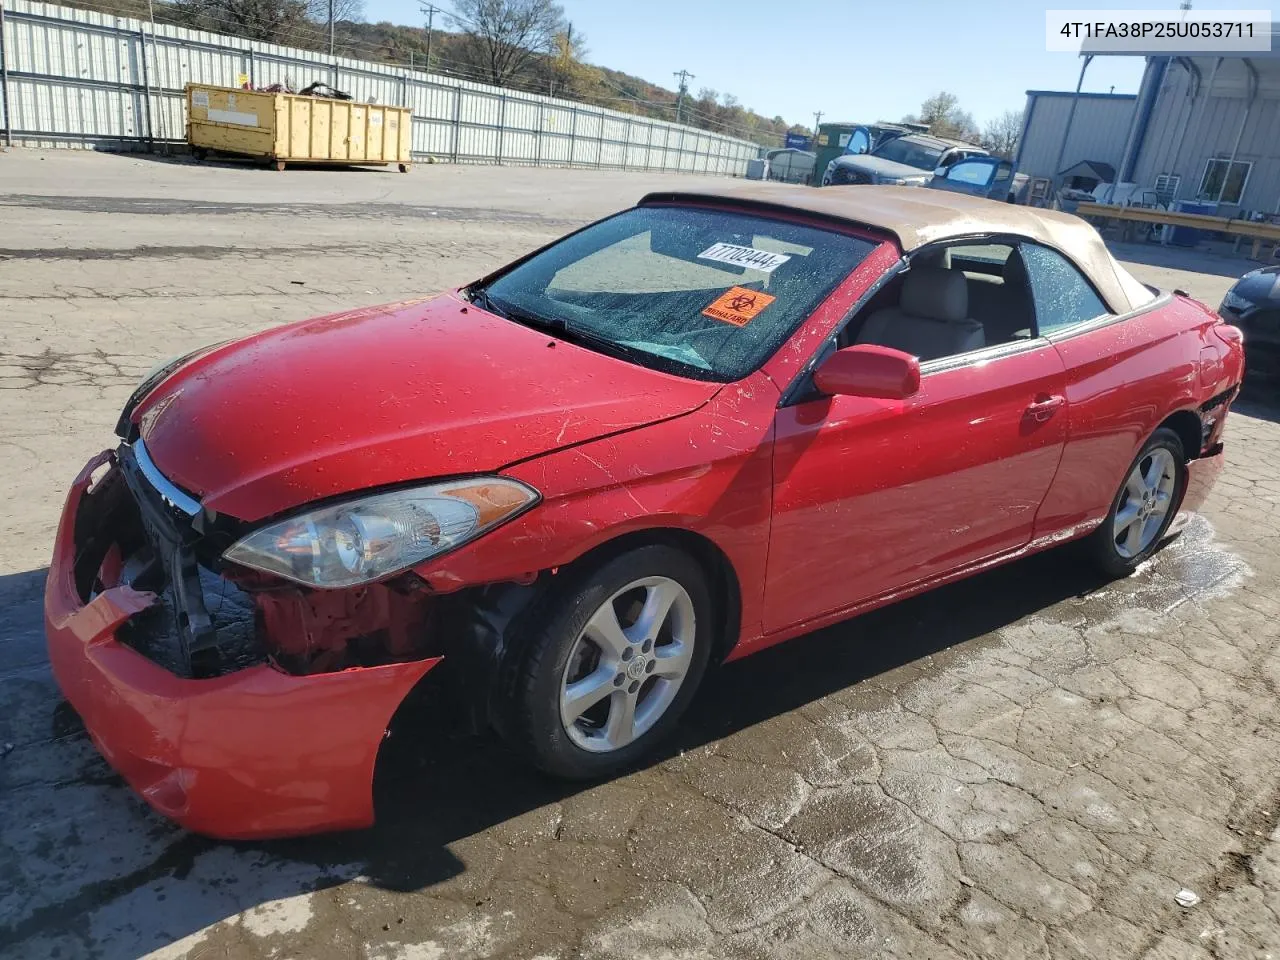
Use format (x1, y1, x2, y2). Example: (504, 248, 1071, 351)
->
(1035, 294, 1241, 534)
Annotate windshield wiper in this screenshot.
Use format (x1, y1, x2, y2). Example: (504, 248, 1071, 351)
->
(469, 286, 508, 318)
(502, 299, 654, 363)
(471, 288, 660, 368)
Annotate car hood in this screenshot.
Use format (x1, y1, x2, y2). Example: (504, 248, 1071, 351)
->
(1231, 267, 1280, 305)
(833, 154, 932, 180)
(134, 294, 720, 521)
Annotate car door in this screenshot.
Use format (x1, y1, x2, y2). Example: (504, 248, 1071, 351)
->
(931, 157, 1004, 197)
(1020, 242, 1169, 536)
(764, 339, 1069, 635)
(845, 126, 872, 156)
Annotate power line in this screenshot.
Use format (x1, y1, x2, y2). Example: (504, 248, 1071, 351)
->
(419, 3, 439, 74)
(673, 68, 694, 123)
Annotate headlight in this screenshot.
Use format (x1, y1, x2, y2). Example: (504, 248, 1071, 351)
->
(1221, 289, 1253, 314)
(223, 478, 540, 588)
(881, 175, 930, 186)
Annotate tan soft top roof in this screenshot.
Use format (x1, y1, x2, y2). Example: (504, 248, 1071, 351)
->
(638, 183, 1153, 313)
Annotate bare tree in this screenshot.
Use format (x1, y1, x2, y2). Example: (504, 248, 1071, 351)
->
(450, 0, 567, 87)
(304, 0, 364, 30)
(175, 0, 310, 42)
(981, 109, 1024, 158)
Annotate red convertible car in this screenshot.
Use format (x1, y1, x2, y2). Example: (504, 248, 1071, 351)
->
(46, 185, 1242, 839)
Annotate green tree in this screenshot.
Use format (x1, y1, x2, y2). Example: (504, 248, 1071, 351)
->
(546, 22, 588, 97)
(909, 91, 979, 143)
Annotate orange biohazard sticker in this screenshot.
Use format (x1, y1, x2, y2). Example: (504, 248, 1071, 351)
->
(702, 286, 776, 327)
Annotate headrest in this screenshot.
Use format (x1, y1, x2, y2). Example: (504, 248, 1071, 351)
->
(1003, 248, 1029, 289)
(914, 247, 952, 270)
(902, 266, 968, 322)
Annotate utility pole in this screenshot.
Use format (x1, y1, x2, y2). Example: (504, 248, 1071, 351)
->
(328, 0, 334, 55)
(420, 4, 439, 75)
(813, 110, 823, 133)
(673, 69, 694, 123)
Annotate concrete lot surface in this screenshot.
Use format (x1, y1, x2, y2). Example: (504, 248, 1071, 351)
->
(1, 151, 1278, 960)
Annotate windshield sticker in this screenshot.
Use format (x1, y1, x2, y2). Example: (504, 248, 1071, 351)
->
(697, 242, 791, 274)
(703, 287, 776, 327)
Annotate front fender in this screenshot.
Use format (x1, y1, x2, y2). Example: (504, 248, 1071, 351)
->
(412, 372, 778, 650)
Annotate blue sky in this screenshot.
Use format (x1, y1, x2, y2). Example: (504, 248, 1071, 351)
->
(360, 0, 1267, 131)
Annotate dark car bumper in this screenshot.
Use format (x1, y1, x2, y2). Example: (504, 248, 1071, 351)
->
(1219, 305, 1280, 376)
(45, 451, 440, 839)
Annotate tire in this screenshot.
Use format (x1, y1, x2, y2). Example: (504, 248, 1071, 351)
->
(505, 544, 713, 780)
(1087, 427, 1186, 578)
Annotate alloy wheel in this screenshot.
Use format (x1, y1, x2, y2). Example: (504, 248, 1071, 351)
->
(559, 576, 696, 753)
(1113, 447, 1177, 559)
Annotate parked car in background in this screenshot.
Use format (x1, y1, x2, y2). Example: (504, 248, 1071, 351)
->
(1219, 265, 1280, 376)
(764, 147, 817, 184)
(824, 133, 987, 187)
(47, 184, 1242, 839)
(813, 121, 924, 184)
(928, 155, 1017, 201)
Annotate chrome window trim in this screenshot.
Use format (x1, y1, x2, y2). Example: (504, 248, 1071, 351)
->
(918, 336, 1050, 376)
(133, 439, 201, 517)
(1044, 290, 1172, 344)
(917, 289, 1173, 375)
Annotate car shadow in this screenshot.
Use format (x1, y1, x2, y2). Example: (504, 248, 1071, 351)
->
(257, 542, 1116, 891)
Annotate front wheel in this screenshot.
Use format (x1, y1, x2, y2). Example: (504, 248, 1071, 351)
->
(1087, 427, 1186, 577)
(505, 545, 712, 780)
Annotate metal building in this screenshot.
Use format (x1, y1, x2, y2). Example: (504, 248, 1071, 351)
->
(1014, 90, 1136, 183)
(1032, 31, 1280, 215)
(1123, 53, 1280, 214)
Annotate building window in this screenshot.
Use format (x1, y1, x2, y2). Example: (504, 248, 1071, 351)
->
(1198, 159, 1251, 205)
(1153, 174, 1181, 206)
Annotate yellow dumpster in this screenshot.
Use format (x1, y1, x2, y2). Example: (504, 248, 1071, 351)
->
(185, 84, 413, 172)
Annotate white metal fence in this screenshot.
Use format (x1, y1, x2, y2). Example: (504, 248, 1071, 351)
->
(0, 0, 759, 174)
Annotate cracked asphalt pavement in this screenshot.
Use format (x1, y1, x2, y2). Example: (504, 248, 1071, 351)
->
(2, 151, 1279, 960)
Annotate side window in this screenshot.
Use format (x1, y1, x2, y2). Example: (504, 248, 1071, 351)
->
(945, 160, 995, 186)
(1019, 244, 1108, 333)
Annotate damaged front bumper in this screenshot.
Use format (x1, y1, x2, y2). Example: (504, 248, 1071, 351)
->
(44, 451, 441, 839)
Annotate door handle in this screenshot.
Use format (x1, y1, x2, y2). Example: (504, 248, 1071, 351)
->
(1026, 394, 1065, 422)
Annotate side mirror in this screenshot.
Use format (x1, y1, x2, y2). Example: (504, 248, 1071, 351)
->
(813, 344, 921, 399)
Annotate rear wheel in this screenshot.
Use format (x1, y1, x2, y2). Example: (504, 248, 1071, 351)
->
(1087, 428, 1185, 577)
(506, 545, 712, 780)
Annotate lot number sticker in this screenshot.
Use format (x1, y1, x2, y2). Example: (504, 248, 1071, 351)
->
(698, 242, 791, 273)
(703, 287, 776, 327)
